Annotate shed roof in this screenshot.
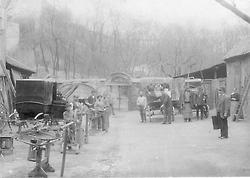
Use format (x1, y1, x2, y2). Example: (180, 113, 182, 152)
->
(174, 63, 226, 79)
(132, 77, 172, 84)
(6, 56, 35, 74)
(224, 37, 250, 61)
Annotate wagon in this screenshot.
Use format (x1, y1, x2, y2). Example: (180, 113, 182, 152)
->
(146, 100, 163, 122)
(145, 84, 175, 122)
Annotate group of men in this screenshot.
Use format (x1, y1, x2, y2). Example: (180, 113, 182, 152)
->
(63, 95, 85, 146)
(62, 90, 115, 148)
(136, 84, 173, 124)
(137, 84, 232, 140)
(137, 83, 208, 124)
(86, 90, 115, 132)
(182, 86, 208, 122)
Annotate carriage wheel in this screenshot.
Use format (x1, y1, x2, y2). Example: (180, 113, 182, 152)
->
(145, 107, 149, 122)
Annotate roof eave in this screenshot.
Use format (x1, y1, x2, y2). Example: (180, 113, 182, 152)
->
(224, 52, 250, 62)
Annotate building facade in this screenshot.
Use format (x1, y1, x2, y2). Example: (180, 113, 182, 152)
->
(224, 37, 250, 119)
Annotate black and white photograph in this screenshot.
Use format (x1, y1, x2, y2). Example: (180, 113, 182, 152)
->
(0, 0, 250, 177)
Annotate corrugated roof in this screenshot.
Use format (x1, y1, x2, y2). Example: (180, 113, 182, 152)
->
(174, 63, 226, 79)
(224, 37, 250, 61)
(6, 56, 35, 74)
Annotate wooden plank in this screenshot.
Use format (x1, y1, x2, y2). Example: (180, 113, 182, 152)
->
(60, 128, 68, 177)
(237, 75, 250, 120)
(0, 60, 15, 96)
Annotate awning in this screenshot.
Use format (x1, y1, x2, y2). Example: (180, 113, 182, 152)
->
(174, 63, 226, 79)
(6, 56, 35, 75)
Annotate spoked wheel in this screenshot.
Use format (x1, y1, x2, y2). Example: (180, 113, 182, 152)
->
(146, 107, 152, 122)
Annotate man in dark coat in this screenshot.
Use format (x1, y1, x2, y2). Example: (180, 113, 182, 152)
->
(195, 87, 205, 120)
(87, 90, 96, 108)
(161, 88, 173, 124)
(230, 88, 240, 121)
(216, 87, 231, 139)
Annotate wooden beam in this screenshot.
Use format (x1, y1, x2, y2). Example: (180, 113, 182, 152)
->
(215, 0, 250, 24)
(0, 60, 15, 96)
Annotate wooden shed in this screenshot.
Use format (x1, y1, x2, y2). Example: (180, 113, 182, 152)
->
(174, 63, 227, 109)
(224, 37, 250, 119)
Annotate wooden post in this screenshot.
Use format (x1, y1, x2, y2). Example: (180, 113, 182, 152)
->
(60, 128, 68, 177)
(214, 67, 218, 79)
(42, 143, 55, 172)
(0, 3, 8, 114)
(0, 60, 15, 96)
(215, 0, 250, 25)
(0, 3, 6, 74)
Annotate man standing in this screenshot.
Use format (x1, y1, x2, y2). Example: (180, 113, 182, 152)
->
(195, 87, 205, 120)
(161, 87, 173, 124)
(216, 87, 231, 139)
(87, 90, 96, 108)
(182, 87, 193, 122)
(137, 91, 147, 123)
(72, 95, 83, 147)
(108, 92, 115, 116)
(230, 88, 240, 121)
(163, 84, 174, 122)
(94, 95, 105, 130)
(102, 95, 110, 132)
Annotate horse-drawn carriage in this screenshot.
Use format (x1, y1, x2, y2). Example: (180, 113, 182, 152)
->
(137, 77, 175, 122)
(145, 84, 176, 122)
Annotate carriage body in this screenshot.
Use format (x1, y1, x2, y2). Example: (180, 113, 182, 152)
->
(16, 79, 66, 120)
(145, 82, 174, 121)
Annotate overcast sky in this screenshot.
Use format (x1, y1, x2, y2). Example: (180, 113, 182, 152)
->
(15, 0, 250, 30)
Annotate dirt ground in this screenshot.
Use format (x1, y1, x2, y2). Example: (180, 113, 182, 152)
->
(1, 111, 250, 177)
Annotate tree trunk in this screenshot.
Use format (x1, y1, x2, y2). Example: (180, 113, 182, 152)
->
(72, 42, 76, 79)
(39, 42, 49, 73)
(49, 46, 56, 77)
(32, 47, 39, 74)
(55, 38, 60, 78)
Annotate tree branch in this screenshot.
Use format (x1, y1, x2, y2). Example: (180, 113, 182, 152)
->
(215, 0, 250, 24)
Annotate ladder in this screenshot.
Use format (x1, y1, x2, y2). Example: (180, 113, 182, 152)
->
(235, 75, 250, 121)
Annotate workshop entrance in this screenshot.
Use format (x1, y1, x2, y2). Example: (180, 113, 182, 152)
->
(107, 72, 132, 111)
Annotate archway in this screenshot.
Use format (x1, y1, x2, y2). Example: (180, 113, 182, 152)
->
(107, 72, 132, 111)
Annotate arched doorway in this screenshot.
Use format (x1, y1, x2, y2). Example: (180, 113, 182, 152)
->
(107, 72, 132, 111)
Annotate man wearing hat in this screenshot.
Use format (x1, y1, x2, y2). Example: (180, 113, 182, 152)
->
(161, 86, 173, 124)
(194, 86, 206, 120)
(87, 90, 96, 108)
(215, 87, 231, 139)
(230, 88, 240, 121)
(182, 86, 193, 122)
